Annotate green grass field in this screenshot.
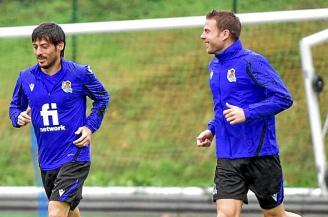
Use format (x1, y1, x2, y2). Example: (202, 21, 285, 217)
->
(0, 0, 327, 188)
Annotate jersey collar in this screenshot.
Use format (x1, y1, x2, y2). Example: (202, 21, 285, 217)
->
(214, 39, 243, 62)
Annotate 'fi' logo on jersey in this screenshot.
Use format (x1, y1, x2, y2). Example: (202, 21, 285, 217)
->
(227, 68, 237, 82)
(61, 80, 72, 93)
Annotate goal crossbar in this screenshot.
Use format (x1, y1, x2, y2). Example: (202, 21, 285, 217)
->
(0, 8, 328, 38)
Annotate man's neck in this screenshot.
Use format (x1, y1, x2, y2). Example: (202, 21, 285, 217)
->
(41, 60, 61, 76)
(215, 40, 234, 55)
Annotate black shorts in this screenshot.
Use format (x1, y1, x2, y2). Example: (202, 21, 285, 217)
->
(212, 155, 284, 209)
(41, 161, 90, 210)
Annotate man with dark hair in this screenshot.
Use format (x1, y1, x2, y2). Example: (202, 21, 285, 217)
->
(9, 22, 110, 217)
(197, 10, 301, 217)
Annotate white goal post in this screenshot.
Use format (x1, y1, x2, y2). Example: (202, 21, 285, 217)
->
(1, 8, 328, 195)
(300, 28, 328, 195)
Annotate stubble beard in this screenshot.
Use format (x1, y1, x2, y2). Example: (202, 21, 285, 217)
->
(38, 55, 58, 70)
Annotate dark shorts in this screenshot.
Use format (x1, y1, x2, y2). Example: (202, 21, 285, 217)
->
(41, 161, 90, 210)
(212, 155, 284, 209)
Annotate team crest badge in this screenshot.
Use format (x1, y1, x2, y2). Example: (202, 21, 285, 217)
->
(61, 80, 73, 93)
(227, 68, 237, 82)
(29, 83, 34, 92)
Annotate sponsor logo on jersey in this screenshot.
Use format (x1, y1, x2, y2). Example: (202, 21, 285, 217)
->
(29, 83, 35, 92)
(59, 189, 65, 197)
(227, 68, 237, 82)
(271, 193, 278, 202)
(62, 80, 72, 93)
(39, 103, 66, 132)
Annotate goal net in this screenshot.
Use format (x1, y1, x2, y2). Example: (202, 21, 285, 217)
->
(0, 9, 327, 189)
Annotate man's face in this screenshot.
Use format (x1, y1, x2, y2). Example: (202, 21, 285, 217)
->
(200, 19, 226, 54)
(32, 38, 63, 69)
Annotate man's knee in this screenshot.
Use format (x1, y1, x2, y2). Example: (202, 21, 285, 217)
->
(217, 207, 240, 217)
(48, 201, 70, 217)
(264, 212, 301, 217)
(68, 207, 80, 217)
(262, 203, 284, 217)
(216, 199, 242, 217)
(262, 203, 301, 217)
(284, 211, 302, 217)
(48, 209, 66, 217)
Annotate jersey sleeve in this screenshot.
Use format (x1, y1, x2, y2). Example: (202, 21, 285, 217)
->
(243, 56, 293, 121)
(9, 72, 29, 128)
(206, 61, 216, 136)
(81, 66, 110, 133)
(207, 119, 216, 136)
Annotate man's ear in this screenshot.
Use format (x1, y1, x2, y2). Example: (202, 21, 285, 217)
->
(221, 29, 231, 41)
(57, 42, 65, 51)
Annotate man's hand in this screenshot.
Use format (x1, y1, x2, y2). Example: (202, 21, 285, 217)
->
(196, 129, 213, 147)
(223, 102, 246, 125)
(73, 126, 92, 147)
(17, 107, 31, 127)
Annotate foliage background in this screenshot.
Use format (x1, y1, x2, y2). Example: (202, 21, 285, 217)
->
(0, 0, 327, 187)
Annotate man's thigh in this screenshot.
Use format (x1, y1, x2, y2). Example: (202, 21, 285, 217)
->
(42, 161, 90, 210)
(213, 159, 248, 203)
(248, 155, 284, 209)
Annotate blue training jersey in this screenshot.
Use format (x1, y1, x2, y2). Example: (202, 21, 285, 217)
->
(9, 59, 110, 171)
(207, 40, 293, 159)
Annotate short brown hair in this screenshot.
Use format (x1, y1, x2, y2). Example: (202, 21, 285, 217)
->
(32, 22, 66, 57)
(206, 10, 241, 41)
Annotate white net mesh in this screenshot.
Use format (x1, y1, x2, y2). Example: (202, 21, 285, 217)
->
(1, 18, 327, 187)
